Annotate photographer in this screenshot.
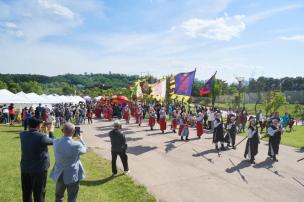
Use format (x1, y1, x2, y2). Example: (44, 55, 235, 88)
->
(20, 118, 55, 202)
(50, 122, 87, 202)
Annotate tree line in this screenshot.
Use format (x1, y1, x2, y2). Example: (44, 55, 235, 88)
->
(0, 73, 303, 97)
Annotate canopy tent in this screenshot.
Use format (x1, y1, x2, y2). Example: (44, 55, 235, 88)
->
(16, 92, 33, 103)
(0, 89, 27, 104)
(26, 93, 49, 104)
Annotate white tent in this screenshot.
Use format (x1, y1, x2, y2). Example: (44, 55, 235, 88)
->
(26, 93, 49, 104)
(16, 92, 33, 103)
(0, 89, 27, 104)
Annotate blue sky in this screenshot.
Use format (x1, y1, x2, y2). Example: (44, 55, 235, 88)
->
(0, 0, 303, 82)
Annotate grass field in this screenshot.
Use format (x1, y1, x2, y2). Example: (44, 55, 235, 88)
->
(238, 125, 304, 148)
(0, 125, 156, 202)
(214, 103, 300, 116)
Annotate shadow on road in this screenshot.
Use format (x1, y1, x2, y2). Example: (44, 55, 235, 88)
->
(253, 158, 284, 178)
(226, 159, 250, 184)
(128, 145, 157, 156)
(80, 174, 123, 186)
(192, 148, 214, 164)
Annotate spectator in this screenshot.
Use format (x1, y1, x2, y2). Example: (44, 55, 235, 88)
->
(8, 104, 15, 125)
(2, 104, 9, 124)
(20, 118, 55, 202)
(109, 120, 129, 176)
(50, 122, 87, 202)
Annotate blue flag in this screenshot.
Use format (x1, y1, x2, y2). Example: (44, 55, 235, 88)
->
(199, 71, 217, 96)
(174, 69, 196, 96)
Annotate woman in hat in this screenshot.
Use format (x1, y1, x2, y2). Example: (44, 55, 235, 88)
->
(244, 116, 260, 164)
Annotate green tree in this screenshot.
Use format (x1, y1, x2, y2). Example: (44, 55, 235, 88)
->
(22, 81, 43, 94)
(263, 91, 288, 116)
(210, 80, 222, 107)
(0, 81, 8, 89)
(7, 81, 21, 93)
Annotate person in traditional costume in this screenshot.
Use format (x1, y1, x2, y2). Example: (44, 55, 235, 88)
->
(123, 104, 131, 124)
(244, 116, 260, 164)
(171, 110, 178, 133)
(178, 114, 184, 137)
(180, 113, 190, 141)
(134, 105, 139, 124)
(224, 114, 237, 149)
(213, 111, 225, 151)
(108, 104, 113, 121)
(158, 107, 167, 134)
(137, 105, 143, 126)
(148, 107, 156, 130)
(267, 119, 282, 162)
(196, 112, 204, 139)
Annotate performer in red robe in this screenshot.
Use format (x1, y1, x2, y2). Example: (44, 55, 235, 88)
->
(158, 107, 167, 134)
(108, 105, 113, 121)
(196, 112, 204, 138)
(148, 107, 156, 130)
(171, 110, 178, 133)
(123, 104, 131, 124)
(178, 114, 184, 136)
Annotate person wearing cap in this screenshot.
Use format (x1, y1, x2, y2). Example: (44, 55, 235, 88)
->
(109, 120, 129, 175)
(244, 116, 260, 164)
(20, 117, 55, 202)
(267, 119, 282, 162)
(196, 112, 204, 139)
(213, 111, 225, 150)
(224, 115, 237, 149)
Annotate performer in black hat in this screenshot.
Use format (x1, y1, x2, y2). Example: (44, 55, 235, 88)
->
(267, 118, 282, 162)
(244, 116, 260, 164)
(213, 111, 225, 151)
(224, 114, 237, 149)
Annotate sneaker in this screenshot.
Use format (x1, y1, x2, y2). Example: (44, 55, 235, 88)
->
(250, 160, 256, 164)
(111, 173, 117, 177)
(124, 170, 130, 175)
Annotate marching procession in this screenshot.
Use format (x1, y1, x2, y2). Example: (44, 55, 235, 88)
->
(96, 100, 286, 165)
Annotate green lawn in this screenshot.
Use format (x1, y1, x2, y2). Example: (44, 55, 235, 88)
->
(238, 125, 304, 148)
(215, 103, 300, 117)
(0, 125, 156, 202)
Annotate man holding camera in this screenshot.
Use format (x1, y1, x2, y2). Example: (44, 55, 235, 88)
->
(50, 123, 87, 202)
(20, 118, 55, 202)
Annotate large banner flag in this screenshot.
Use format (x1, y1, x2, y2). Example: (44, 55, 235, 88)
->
(151, 78, 166, 100)
(131, 80, 143, 98)
(174, 69, 196, 96)
(199, 71, 217, 96)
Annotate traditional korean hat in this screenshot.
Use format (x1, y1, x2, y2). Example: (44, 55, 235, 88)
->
(249, 116, 255, 122)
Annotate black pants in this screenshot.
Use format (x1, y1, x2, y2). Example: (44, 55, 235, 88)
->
(111, 150, 129, 174)
(55, 174, 79, 202)
(21, 171, 47, 202)
(208, 121, 212, 130)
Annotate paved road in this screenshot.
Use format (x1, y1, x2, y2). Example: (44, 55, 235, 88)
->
(82, 119, 304, 202)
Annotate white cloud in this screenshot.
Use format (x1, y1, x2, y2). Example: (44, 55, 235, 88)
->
(279, 35, 304, 42)
(38, 0, 76, 20)
(179, 14, 246, 41)
(0, 21, 24, 37)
